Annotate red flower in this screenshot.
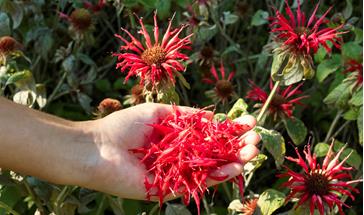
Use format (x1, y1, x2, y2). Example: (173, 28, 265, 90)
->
(278, 143, 362, 215)
(130, 107, 251, 215)
(343, 59, 363, 88)
(246, 81, 307, 118)
(204, 62, 236, 103)
(270, 0, 344, 55)
(114, 12, 192, 88)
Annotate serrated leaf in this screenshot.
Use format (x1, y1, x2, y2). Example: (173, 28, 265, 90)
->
(257, 189, 285, 215)
(314, 142, 330, 157)
(316, 56, 341, 82)
(165, 203, 192, 215)
(227, 98, 249, 119)
(283, 117, 307, 145)
(254, 126, 286, 167)
(251, 9, 269, 26)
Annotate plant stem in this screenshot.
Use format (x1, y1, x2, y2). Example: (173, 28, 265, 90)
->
(0, 201, 20, 215)
(149, 203, 160, 215)
(324, 110, 343, 143)
(23, 178, 45, 214)
(45, 70, 68, 107)
(55, 185, 70, 215)
(202, 197, 211, 215)
(257, 81, 281, 122)
(96, 195, 106, 215)
(331, 120, 351, 139)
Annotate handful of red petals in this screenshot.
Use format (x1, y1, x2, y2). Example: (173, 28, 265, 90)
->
(130, 107, 251, 214)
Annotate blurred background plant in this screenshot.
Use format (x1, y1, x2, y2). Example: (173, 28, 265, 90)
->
(0, 0, 362, 214)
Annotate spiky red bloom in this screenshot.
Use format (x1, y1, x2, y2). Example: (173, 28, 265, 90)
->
(278, 143, 362, 215)
(130, 107, 251, 215)
(246, 81, 307, 118)
(270, 0, 344, 55)
(343, 59, 363, 88)
(203, 62, 236, 102)
(114, 12, 192, 88)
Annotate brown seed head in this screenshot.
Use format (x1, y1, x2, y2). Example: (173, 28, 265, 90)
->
(215, 79, 234, 99)
(70, 8, 92, 31)
(0, 36, 21, 54)
(97, 98, 122, 116)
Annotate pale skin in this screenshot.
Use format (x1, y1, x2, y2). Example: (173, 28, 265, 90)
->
(0, 97, 260, 200)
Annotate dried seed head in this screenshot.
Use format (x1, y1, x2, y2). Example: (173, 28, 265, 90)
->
(97, 98, 122, 117)
(130, 84, 145, 104)
(215, 79, 234, 99)
(0, 36, 21, 54)
(70, 8, 92, 31)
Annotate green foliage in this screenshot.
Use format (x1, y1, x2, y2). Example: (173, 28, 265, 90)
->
(257, 189, 285, 215)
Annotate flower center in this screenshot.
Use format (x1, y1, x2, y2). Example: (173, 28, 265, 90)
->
(141, 46, 166, 66)
(215, 80, 234, 98)
(200, 46, 214, 59)
(306, 172, 329, 196)
(271, 94, 286, 106)
(295, 26, 309, 35)
(70, 8, 92, 31)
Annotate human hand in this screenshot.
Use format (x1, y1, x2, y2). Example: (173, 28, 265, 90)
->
(85, 103, 260, 200)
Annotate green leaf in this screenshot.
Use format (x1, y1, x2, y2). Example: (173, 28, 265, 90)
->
(165, 203, 192, 215)
(196, 24, 217, 43)
(227, 98, 249, 119)
(343, 0, 353, 19)
(341, 42, 362, 61)
(77, 53, 96, 66)
(62, 55, 76, 72)
(251, 9, 269, 26)
(341, 148, 362, 169)
(358, 106, 362, 144)
(316, 55, 341, 83)
(176, 72, 190, 89)
(95, 79, 112, 92)
(353, 27, 363, 43)
(1, 0, 23, 29)
(214, 113, 227, 122)
(324, 81, 352, 109)
(255, 126, 286, 167)
(243, 153, 267, 175)
(343, 108, 359, 121)
(77, 92, 92, 113)
(314, 46, 328, 63)
(349, 88, 363, 106)
(314, 142, 330, 157)
(257, 189, 285, 215)
(0, 12, 10, 36)
(5, 70, 33, 87)
(222, 11, 239, 25)
(283, 117, 307, 145)
(156, 0, 171, 20)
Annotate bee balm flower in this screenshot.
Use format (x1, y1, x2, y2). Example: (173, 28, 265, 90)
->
(270, 0, 344, 85)
(278, 143, 362, 215)
(130, 107, 252, 215)
(114, 12, 192, 89)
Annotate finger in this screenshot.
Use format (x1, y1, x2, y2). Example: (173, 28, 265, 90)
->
(234, 115, 257, 128)
(239, 130, 261, 147)
(239, 144, 259, 164)
(207, 162, 243, 186)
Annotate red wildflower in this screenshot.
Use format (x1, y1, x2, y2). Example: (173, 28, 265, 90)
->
(130, 107, 252, 215)
(270, 0, 344, 55)
(114, 12, 192, 89)
(246, 81, 307, 118)
(343, 59, 363, 88)
(241, 198, 258, 215)
(204, 62, 236, 103)
(278, 143, 362, 215)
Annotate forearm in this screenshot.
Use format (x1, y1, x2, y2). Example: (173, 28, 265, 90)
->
(0, 97, 97, 186)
